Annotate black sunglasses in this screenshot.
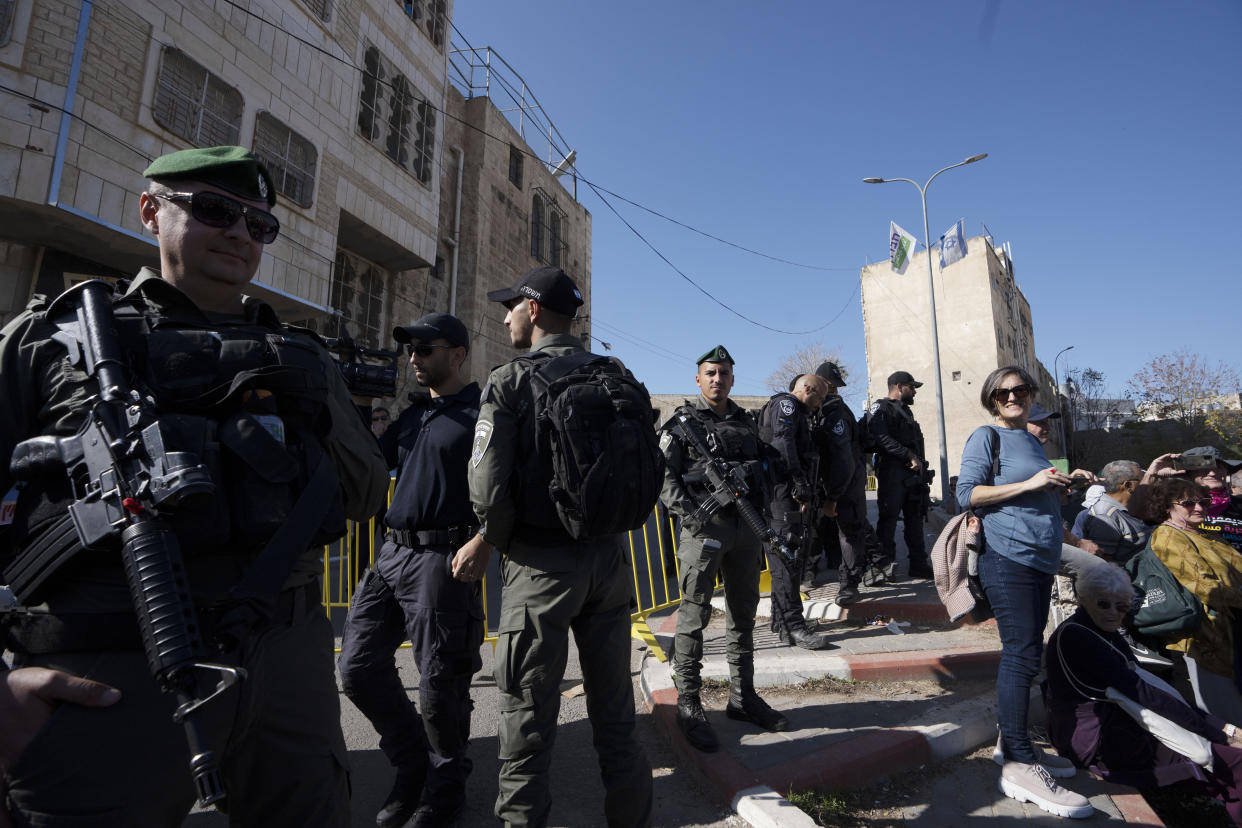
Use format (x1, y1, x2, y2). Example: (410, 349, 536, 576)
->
(991, 384, 1032, 403)
(1176, 498, 1212, 509)
(407, 343, 455, 357)
(1095, 599, 1131, 613)
(159, 191, 280, 244)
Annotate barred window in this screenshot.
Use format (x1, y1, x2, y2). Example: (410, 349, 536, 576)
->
(253, 113, 317, 207)
(330, 249, 387, 349)
(299, 0, 330, 21)
(548, 211, 563, 268)
(0, 0, 14, 46)
(394, 0, 447, 49)
(548, 206, 568, 268)
(530, 194, 544, 261)
(358, 45, 435, 184)
(508, 145, 523, 189)
(152, 48, 242, 147)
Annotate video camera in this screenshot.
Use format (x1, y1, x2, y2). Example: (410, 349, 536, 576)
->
(323, 321, 399, 398)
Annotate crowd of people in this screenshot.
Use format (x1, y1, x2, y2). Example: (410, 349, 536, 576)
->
(954, 364, 1242, 823)
(1, 145, 1239, 827)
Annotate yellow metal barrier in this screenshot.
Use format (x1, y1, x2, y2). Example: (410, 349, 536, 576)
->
(322, 491, 765, 663)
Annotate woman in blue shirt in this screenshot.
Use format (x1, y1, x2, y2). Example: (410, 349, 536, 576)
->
(956, 366, 1093, 819)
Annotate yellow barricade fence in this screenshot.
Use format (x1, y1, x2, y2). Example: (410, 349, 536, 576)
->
(322, 484, 769, 663)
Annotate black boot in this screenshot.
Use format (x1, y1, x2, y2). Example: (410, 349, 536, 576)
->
(778, 626, 834, 650)
(376, 762, 427, 828)
(676, 692, 720, 753)
(725, 681, 788, 732)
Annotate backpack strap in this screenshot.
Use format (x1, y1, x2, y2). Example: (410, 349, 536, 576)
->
(528, 350, 602, 400)
(987, 425, 1001, 481)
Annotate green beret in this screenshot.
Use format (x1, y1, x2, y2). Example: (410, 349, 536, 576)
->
(696, 345, 734, 365)
(143, 146, 276, 207)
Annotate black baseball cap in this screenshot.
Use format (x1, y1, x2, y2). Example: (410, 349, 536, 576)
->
(393, 312, 469, 349)
(1028, 402, 1060, 422)
(816, 361, 846, 387)
(888, 370, 923, 388)
(487, 265, 584, 317)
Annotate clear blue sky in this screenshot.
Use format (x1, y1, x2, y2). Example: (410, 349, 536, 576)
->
(451, 1, 1242, 409)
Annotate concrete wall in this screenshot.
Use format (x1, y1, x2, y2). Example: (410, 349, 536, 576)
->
(861, 236, 1049, 495)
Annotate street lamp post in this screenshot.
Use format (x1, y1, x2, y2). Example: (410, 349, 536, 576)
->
(863, 153, 987, 499)
(1054, 344, 1074, 462)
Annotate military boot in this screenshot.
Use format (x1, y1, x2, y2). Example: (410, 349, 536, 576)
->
(676, 692, 719, 753)
(376, 762, 427, 828)
(778, 626, 834, 650)
(725, 680, 789, 732)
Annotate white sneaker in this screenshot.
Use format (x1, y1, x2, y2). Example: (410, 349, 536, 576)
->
(999, 761, 1093, 819)
(992, 731, 1077, 778)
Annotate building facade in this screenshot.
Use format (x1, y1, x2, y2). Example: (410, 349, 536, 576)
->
(861, 234, 1057, 495)
(0, 0, 453, 389)
(436, 77, 591, 383)
(0, 1, 594, 412)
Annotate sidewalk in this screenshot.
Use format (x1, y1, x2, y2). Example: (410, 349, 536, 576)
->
(638, 573, 1164, 827)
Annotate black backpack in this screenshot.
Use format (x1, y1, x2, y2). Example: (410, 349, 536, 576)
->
(525, 351, 665, 539)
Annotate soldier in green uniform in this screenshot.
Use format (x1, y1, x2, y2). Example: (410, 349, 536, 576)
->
(453, 265, 653, 828)
(659, 346, 789, 753)
(0, 147, 389, 825)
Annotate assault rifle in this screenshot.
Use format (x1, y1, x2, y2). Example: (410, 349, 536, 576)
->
(790, 454, 822, 582)
(672, 413, 794, 561)
(8, 281, 244, 808)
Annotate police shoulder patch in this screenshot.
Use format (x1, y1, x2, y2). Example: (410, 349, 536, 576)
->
(869, 402, 882, 415)
(659, 432, 673, 452)
(833, 420, 845, 435)
(779, 399, 795, 416)
(471, 421, 494, 468)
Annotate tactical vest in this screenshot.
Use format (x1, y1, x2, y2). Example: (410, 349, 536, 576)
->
(675, 405, 768, 510)
(5, 292, 346, 602)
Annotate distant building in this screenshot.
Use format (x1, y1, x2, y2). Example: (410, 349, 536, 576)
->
(861, 234, 1058, 496)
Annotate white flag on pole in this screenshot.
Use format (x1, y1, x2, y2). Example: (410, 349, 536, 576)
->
(889, 221, 917, 274)
(939, 218, 968, 268)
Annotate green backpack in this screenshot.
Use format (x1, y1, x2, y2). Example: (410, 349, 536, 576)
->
(1123, 538, 1203, 639)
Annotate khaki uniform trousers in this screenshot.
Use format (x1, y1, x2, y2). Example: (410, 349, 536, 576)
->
(671, 508, 762, 696)
(493, 535, 653, 828)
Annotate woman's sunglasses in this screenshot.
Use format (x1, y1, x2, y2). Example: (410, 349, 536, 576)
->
(990, 384, 1032, 403)
(1095, 599, 1132, 613)
(159, 191, 281, 244)
(1175, 498, 1212, 509)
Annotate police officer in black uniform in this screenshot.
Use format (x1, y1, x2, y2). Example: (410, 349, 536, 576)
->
(337, 313, 483, 828)
(660, 346, 789, 753)
(0, 147, 389, 826)
(813, 361, 871, 603)
(868, 370, 932, 579)
(758, 374, 833, 649)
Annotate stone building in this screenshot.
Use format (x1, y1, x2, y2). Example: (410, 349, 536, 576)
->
(0, 0, 453, 404)
(436, 46, 591, 382)
(861, 234, 1058, 496)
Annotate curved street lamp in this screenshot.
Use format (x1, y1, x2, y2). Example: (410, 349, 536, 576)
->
(1054, 344, 1075, 462)
(863, 153, 988, 497)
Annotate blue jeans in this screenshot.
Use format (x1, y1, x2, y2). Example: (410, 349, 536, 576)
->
(979, 546, 1054, 764)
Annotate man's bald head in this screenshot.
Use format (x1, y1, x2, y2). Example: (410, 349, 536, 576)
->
(791, 373, 828, 411)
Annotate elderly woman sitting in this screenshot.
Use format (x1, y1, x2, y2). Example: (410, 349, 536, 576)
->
(1045, 563, 1242, 823)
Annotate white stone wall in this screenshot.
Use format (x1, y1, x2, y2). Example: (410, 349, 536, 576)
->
(861, 236, 1047, 494)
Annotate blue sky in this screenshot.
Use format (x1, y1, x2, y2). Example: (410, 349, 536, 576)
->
(450, 1, 1242, 408)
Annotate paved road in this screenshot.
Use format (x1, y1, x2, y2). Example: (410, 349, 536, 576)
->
(185, 633, 742, 828)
